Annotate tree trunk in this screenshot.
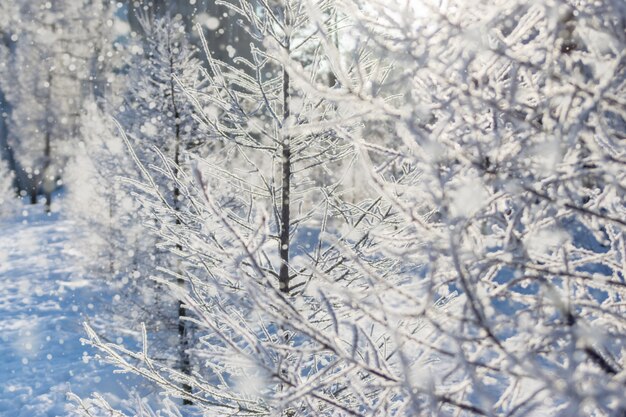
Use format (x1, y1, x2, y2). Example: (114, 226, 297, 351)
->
(168, 32, 192, 404)
(43, 70, 52, 213)
(29, 183, 37, 205)
(278, 10, 292, 294)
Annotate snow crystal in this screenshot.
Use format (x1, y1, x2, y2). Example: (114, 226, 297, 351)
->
(140, 122, 159, 137)
(448, 174, 489, 218)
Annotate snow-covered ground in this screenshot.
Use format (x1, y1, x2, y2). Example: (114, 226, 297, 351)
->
(0, 203, 135, 417)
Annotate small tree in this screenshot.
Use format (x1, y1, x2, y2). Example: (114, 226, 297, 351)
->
(121, 14, 205, 398)
(65, 101, 145, 280)
(66, 13, 205, 399)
